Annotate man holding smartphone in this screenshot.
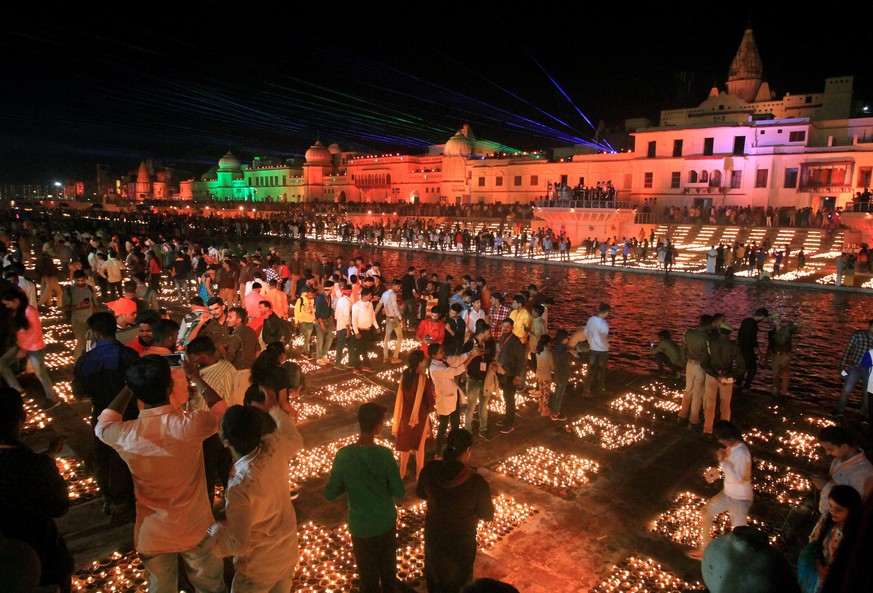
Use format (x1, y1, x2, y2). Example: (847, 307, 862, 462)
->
(64, 270, 97, 357)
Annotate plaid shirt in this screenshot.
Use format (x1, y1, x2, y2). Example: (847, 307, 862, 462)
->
(489, 303, 511, 340)
(840, 329, 873, 368)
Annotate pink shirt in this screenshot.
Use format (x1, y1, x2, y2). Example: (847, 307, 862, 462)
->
(245, 290, 264, 321)
(95, 402, 227, 554)
(17, 306, 45, 351)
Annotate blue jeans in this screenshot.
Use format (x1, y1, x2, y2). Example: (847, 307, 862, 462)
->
(335, 328, 351, 366)
(299, 321, 316, 356)
(0, 347, 54, 400)
(550, 379, 569, 414)
(836, 364, 870, 417)
(315, 321, 334, 360)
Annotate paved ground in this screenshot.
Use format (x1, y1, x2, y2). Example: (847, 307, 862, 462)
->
(28, 329, 855, 593)
(17, 223, 872, 593)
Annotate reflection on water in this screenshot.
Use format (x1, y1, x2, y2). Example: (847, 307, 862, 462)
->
(275, 240, 870, 412)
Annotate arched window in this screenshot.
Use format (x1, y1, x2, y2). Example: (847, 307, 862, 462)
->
(710, 170, 722, 187)
(700, 170, 709, 183)
(688, 171, 698, 183)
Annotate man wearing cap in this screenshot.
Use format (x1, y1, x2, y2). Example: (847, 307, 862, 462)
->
(737, 308, 769, 392)
(701, 324, 746, 435)
(107, 297, 139, 345)
(582, 303, 611, 398)
(767, 313, 801, 398)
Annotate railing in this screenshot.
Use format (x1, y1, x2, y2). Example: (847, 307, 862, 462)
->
(535, 200, 634, 210)
(844, 201, 873, 213)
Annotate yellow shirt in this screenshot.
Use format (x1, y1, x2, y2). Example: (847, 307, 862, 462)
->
(509, 308, 532, 341)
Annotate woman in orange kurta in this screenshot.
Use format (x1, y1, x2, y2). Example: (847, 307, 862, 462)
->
(392, 349, 435, 479)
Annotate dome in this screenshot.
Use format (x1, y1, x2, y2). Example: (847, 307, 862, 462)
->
(218, 151, 241, 171)
(200, 167, 217, 181)
(305, 141, 332, 165)
(444, 130, 474, 158)
(327, 143, 341, 155)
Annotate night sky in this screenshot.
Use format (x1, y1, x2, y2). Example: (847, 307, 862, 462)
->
(2, 5, 871, 183)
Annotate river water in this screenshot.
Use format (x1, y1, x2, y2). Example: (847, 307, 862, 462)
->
(273, 239, 871, 414)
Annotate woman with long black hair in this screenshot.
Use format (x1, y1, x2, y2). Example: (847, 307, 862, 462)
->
(798, 484, 863, 593)
(416, 429, 495, 593)
(391, 349, 435, 479)
(0, 288, 55, 407)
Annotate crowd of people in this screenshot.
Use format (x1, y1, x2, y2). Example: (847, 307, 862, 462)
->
(0, 206, 871, 593)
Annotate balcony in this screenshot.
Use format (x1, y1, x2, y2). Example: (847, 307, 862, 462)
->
(535, 199, 634, 210)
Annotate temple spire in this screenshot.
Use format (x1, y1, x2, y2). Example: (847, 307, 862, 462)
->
(726, 26, 763, 102)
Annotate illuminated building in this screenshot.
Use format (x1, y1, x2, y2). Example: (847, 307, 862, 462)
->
(176, 26, 873, 240)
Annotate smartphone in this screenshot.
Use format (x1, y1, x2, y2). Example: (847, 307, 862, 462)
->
(163, 353, 183, 367)
(841, 370, 848, 377)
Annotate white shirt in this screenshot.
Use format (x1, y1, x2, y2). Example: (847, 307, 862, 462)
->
(211, 407, 303, 581)
(463, 307, 486, 334)
(101, 258, 124, 283)
(583, 315, 610, 352)
(351, 299, 376, 333)
(429, 354, 470, 415)
(18, 278, 37, 307)
(95, 402, 227, 554)
(721, 441, 754, 501)
(379, 289, 402, 319)
(819, 449, 873, 513)
(334, 295, 352, 332)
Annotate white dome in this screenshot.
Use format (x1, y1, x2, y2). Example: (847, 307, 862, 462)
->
(444, 131, 474, 157)
(305, 141, 332, 165)
(218, 151, 241, 171)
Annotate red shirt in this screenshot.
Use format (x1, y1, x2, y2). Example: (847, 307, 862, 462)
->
(126, 337, 148, 354)
(416, 318, 445, 351)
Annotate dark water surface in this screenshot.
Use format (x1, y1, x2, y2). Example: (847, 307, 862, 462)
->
(274, 239, 872, 413)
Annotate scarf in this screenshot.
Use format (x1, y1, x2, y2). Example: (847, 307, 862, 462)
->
(392, 372, 426, 435)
